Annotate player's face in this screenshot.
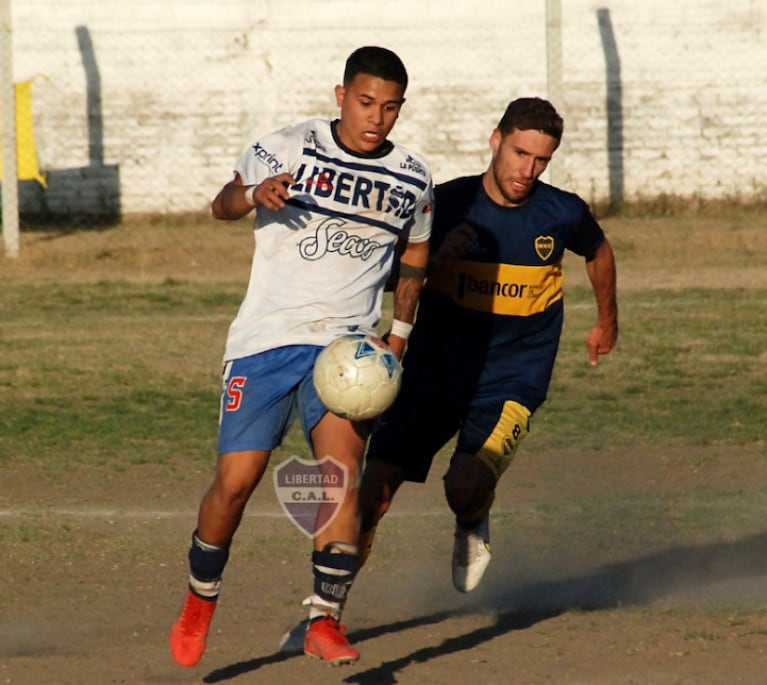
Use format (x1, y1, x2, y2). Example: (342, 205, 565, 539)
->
(484, 128, 559, 206)
(334, 74, 405, 154)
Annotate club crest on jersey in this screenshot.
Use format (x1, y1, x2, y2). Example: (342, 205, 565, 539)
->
(535, 235, 555, 261)
(273, 455, 348, 538)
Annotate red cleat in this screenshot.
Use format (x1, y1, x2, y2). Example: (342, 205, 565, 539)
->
(303, 615, 360, 665)
(170, 589, 217, 667)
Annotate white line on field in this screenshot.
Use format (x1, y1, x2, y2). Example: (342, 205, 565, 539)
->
(0, 507, 443, 519)
(570, 302, 671, 309)
(0, 508, 280, 519)
(0, 314, 233, 329)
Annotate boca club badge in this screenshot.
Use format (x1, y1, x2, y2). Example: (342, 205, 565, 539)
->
(273, 455, 348, 538)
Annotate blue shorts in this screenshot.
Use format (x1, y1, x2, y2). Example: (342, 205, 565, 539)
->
(217, 345, 327, 454)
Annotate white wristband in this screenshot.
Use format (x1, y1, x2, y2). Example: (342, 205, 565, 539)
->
(389, 319, 414, 340)
(244, 185, 257, 207)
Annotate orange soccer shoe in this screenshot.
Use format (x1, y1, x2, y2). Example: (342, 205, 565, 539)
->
(170, 589, 217, 667)
(303, 615, 360, 665)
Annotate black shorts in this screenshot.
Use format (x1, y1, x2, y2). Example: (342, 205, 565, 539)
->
(366, 373, 531, 483)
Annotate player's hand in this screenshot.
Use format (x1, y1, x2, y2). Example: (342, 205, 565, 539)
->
(584, 320, 618, 366)
(253, 173, 296, 210)
(432, 222, 476, 271)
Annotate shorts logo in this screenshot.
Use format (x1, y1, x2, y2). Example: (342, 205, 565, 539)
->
(272, 455, 348, 538)
(224, 376, 246, 411)
(535, 235, 555, 261)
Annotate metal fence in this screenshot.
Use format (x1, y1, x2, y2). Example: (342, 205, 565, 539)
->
(2, 0, 766, 249)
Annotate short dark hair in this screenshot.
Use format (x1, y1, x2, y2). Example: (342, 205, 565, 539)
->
(497, 97, 564, 142)
(343, 46, 408, 92)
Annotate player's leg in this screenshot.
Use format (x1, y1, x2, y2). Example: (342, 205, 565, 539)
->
(444, 399, 531, 592)
(444, 451, 497, 528)
(197, 449, 272, 545)
(444, 450, 495, 593)
(171, 348, 304, 667)
(170, 449, 270, 667)
(355, 381, 459, 574)
(279, 370, 456, 658)
(301, 410, 369, 664)
(277, 458, 407, 657)
(357, 459, 408, 568)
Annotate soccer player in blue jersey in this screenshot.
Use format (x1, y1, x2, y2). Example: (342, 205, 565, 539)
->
(169, 46, 433, 667)
(357, 96, 619, 594)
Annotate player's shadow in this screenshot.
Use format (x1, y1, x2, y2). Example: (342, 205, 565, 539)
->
(343, 530, 767, 685)
(202, 530, 767, 684)
(200, 612, 464, 683)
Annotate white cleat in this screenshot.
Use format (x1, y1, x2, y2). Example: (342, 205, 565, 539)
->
(451, 514, 491, 593)
(278, 618, 309, 653)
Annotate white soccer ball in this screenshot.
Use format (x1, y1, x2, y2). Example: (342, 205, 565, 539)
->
(313, 333, 403, 421)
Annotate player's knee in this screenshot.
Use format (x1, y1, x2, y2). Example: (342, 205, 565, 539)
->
(443, 453, 496, 523)
(211, 463, 261, 511)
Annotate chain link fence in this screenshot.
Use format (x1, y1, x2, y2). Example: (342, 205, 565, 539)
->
(3, 0, 766, 235)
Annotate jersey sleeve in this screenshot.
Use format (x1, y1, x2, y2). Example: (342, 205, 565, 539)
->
(233, 124, 303, 186)
(406, 178, 434, 243)
(566, 198, 606, 258)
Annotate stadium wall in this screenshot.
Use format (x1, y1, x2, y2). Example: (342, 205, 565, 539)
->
(10, 0, 767, 218)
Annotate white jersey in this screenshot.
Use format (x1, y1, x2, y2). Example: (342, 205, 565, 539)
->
(223, 118, 433, 362)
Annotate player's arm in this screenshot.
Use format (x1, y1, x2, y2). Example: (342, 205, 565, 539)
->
(388, 239, 429, 359)
(584, 237, 619, 366)
(211, 171, 296, 220)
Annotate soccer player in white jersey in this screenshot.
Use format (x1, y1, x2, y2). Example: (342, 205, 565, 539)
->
(170, 46, 433, 667)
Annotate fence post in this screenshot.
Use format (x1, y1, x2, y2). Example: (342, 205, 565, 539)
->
(1, 0, 19, 258)
(546, 0, 564, 188)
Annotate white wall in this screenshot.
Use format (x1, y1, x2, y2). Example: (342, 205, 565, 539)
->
(11, 0, 767, 216)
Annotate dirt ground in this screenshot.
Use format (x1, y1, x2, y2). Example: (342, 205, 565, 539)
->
(2, 214, 767, 684)
(3, 445, 767, 685)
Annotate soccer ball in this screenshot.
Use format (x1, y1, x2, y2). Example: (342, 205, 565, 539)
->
(313, 333, 403, 421)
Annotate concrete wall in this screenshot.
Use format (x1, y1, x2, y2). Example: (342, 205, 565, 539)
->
(11, 0, 767, 217)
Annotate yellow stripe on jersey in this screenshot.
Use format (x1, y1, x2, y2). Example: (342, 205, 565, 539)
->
(426, 260, 564, 316)
(476, 400, 531, 479)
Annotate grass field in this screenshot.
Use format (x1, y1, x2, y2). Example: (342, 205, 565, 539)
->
(3, 210, 766, 468)
(1, 210, 767, 684)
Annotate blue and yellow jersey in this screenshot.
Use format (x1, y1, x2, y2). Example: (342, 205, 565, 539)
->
(405, 174, 605, 412)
